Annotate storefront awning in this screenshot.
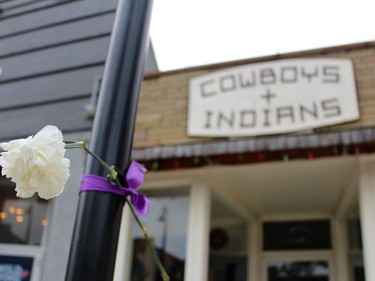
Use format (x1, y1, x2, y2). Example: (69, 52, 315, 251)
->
(132, 127, 375, 161)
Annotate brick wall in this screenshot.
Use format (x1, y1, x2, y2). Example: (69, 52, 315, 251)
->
(134, 44, 375, 148)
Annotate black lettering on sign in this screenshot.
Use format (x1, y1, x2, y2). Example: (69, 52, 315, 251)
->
(204, 111, 213, 128)
(301, 66, 318, 82)
(217, 111, 235, 128)
(322, 98, 341, 117)
(201, 79, 216, 97)
(300, 103, 318, 121)
(281, 66, 298, 83)
(220, 75, 236, 92)
(240, 110, 256, 128)
(239, 71, 256, 88)
(260, 68, 276, 85)
(263, 109, 271, 127)
(323, 66, 340, 83)
(277, 106, 295, 124)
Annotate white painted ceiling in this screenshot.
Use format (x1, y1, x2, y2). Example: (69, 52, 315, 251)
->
(206, 156, 359, 219)
(145, 155, 360, 221)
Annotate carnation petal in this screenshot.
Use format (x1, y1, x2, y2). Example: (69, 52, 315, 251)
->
(0, 125, 71, 200)
(16, 191, 35, 198)
(0, 139, 27, 151)
(38, 188, 64, 200)
(34, 126, 65, 152)
(15, 185, 37, 198)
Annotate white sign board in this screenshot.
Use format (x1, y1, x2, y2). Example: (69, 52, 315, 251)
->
(188, 59, 359, 137)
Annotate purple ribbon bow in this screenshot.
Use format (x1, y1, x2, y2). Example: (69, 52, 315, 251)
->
(80, 160, 149, 216)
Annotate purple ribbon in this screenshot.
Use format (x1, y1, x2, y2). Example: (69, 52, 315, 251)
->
(80, 160, 149, 216)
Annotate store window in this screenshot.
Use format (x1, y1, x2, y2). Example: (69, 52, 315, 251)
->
(209, 194, 247, 281)
(131, 188, 189, 281)
(0, 176, 49, 245)
(348, 219, 365, 281)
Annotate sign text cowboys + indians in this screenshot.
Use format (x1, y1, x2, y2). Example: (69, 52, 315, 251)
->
(188, 59, 359, 137)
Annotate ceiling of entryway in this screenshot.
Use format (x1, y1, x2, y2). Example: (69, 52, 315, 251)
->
(144, 155, 360, 220)
(205, 156, 359, 219)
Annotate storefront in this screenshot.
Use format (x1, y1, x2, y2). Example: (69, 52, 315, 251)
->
(113, 43, 375, 281)
(1, 41, 375, 281)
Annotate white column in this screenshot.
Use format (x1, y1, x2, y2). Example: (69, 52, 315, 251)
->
(184, 182, 211, 281)
(332, 218, 349, 281)
(359, 162, 375, 281)
(113, 205, 135, 281)
(248, 221, 260, 281)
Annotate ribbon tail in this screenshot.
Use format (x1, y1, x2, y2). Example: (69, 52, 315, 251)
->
(131, 193, 149, 217)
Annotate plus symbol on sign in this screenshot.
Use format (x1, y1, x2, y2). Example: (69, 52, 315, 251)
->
(261, 89, 276, 105)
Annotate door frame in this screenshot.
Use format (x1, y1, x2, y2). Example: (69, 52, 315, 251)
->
(258, 215, 336, 281)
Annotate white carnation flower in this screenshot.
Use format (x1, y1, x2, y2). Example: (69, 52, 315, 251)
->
(0, 125, 70, 199)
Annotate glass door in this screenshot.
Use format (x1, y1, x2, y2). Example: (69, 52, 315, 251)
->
(265, 259, 332, 281)
(261, 219, 334, 281)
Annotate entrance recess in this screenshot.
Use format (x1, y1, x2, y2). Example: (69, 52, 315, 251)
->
(203, 156, 361, 281)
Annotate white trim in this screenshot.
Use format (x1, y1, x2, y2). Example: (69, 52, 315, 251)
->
(249, 220, 261, 281)
(113, 205, 134, 281)
(261, 213, 331, 222)
(332, 217, 349, 281)
(359, 161, 375, 281)
(184, 182, 211, 281)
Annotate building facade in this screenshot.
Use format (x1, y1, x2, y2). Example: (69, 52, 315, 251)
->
(0, 1, 375, 281)
(119, 43, 375, 281)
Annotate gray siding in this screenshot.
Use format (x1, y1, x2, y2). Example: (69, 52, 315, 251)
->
(0, 3, 158, 279)
(0, 0, 158, 141)
(0, 0, 79, 19)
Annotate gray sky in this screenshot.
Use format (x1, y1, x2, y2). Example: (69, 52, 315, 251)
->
(150, 0, 375, 71)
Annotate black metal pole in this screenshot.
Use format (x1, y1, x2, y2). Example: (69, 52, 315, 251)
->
(65, 0, 153, 280)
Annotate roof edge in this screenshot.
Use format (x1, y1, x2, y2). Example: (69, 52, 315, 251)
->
(143, 41, 375, 80)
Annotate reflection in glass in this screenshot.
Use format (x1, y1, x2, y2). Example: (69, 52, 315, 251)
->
(268, 261, 329, 281)
(352, 260, 365, 281)
(131, 191, 189, 281)
(263, 221, 331, 251)
(0, 176, 49, 245)
(209, 194, 247, 281)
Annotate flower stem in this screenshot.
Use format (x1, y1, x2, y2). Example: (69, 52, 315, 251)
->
(65, 141, 170, 281)
(113, 178, 170, 281)
(82, 146, 118, 175)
